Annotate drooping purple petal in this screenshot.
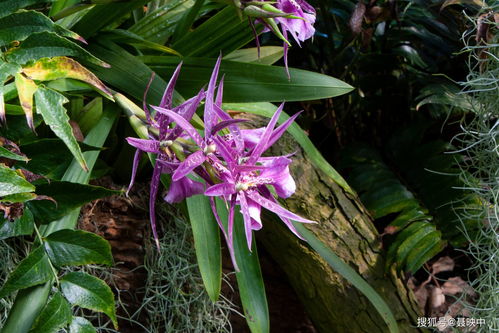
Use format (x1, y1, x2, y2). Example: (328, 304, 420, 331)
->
(172, 150, 206, 181)
(149, 162, 163, 251)
(153, 106, 205, 147)
(228, 195, 239, 271)
(168, 89, 205, 141)
(238, 192, 254, 250)
(283, 29, 290, 79)
(205, 183, 236, 196)
(248, 102, 284, 164)
(126, 137, 160, 153)
(210, 197, 228, 240)
(159, 62, 183, 109)
(143, 72, 156, 123)
(246, 190, 315, 224)
(247, 197, 263, 230)
(127, 149, 142, 196)
(204, 56, 222, 137)
(210, 119, 248, 136)
(164, 176, 204, 203)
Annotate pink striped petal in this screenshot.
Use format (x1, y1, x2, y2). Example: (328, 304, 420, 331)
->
(172, 150, 206, 181)
(246, 191, 315, 224)
(153, 106, 205, 147)
(126, 137, 160, 153)
(205, 183, 236, 196)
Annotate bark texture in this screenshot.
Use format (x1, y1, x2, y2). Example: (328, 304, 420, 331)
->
(252, 118, 424, 333)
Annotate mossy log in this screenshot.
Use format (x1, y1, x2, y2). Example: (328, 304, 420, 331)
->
(254, 120, 424, 333)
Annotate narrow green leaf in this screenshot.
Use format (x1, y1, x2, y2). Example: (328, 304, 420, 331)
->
(69, 317, 97, 333)
(395, 224, 436, 268)
(0, 145, 28, 162)
(222, 102, 354, 194)
(0, 207, 34, 240)
(141, 56, 354, 102)
(27, 181, 120, 224)
(216, 200, 269, 333)
(294, 223, 399, 333)
(0, 246, 53, 298)
(44, 229, 113, 267)
(224, 47, 284, 65)
(0, 10, 82, 47)
(186, 195, 222, 302)
(0, 0, 53, 19)
(0, 165, 35, 196)
(15, 73, 38, 130)
(0, 282, 52, 333)
(6, 32, 108, 67)
(405, 234, 446, 273)
(61, 272, 117, 329)
(29, 292, 72, 333)
(104, 29, 181, 56)
(171, 0, 205, 43)
(34, 87, 88, 171)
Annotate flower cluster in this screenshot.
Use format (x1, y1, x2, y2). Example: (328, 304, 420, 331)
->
(127, 58, 315, 269)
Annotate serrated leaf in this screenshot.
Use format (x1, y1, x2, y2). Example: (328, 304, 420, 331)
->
(44, 229, 113, 267)
(0, 0, 53, 19)
(186, 195, 222, 302)
(6, 32, 108, 67)
(61, 272, 117, 329)
(29, 292, 72, 333)
(27, 181, 120, 223)
(0, 145, 28, 162)
(15, 73, 38, 130)
(0, 165, 35, 196)
(0, 207, 34, 240)
(23, 57, 112, 99)
(396, 224, 436, 268)
(0, 246, 52, 298)
(34, 87, 88, 171)
(0, 10, 83, 47)
(69, 317, 97, 333)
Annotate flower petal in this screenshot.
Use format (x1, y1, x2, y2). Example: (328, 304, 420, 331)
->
(204, 55, 222, 137)
(238, 192, 254, 250)
(265, 111, 302, 151)
(159, 62, 182, 109)
(127, 149, 142, 196)
(153, 106, 205, 147)
(172, 150, 206, 181)
(164, 176, 204, 203)
(205, 183, 236, 196)
(149, 161, 163, 250)
(248, 102, 284, 163)
(246, 191, 315, 224)
(126, 137, 160, 153)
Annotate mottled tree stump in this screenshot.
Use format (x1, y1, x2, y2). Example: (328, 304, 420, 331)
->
(250, 116, 424, 333)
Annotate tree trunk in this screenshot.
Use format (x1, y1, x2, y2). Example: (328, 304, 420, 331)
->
(255, 122, 424, 333)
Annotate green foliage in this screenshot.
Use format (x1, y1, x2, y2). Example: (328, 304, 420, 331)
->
(29, 292, 73, 333)
(340, 143, 446, 273)
(0, 166, 35, 196)
(0, 208, 34, 240)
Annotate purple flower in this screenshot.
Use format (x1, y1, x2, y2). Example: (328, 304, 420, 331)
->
(275, 0, 316, 45)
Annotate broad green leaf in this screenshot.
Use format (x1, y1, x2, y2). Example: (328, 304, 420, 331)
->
(172, 6, 258, 57)
(69, 317, 97, 333)
(405, 233, 446, 273)
(224, 47, 284, 65)
(186, 195, 222, 302)
(396, 224, 438, 268)
(0, 10, 83, 47)
(61, 272, 117, 329)
(23, 57, 113, 99)
(29, 292, 72, 333)
(0, 0, 53, 19)
(104, 29, 181, 56)
(27, 181, 120, 224)
(15, 73, 38, 130)
(34, 87, 88, 171)
(222, 102, 354, 194)
(216, 199, 269, 333)
(0, 145, 28, 162)
(74, 97, 103, 134)
(87, 41, 183, 106)
(0, 165, 35, 196)
(71, 0, 150, 38)
(294, 223, 399, 333)
(44, 229, 113, 267)
(6, 32, 109, 67)
(0, 208, 34, 240)
(141, 56, 354, 102)
(0, 282, 52, 333)
(0, 246, 52, 298)
(0, 192, 37, 203)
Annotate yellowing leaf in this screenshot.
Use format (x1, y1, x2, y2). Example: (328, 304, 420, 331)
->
(441, 0, 485, 10)
(15, 73, 38, 130)
(23, 57, 113, 100)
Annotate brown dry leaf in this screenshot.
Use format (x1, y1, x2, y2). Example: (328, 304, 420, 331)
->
(431, 256, 455, 275)
(442, 277, 476, 297)
(414, 285, 429, 311)
(430, 287, 446, 308)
